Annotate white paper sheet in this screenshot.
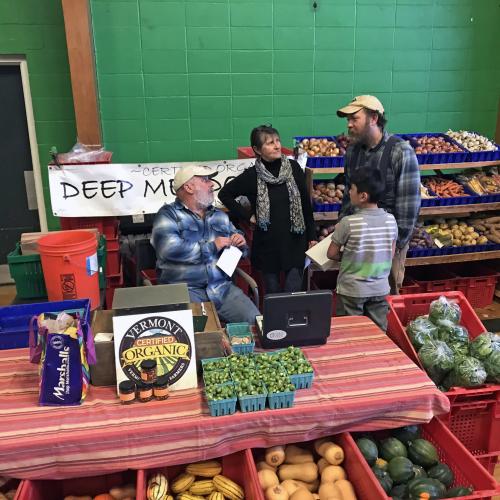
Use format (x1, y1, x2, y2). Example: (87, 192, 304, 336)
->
(216, 245, 243, 277)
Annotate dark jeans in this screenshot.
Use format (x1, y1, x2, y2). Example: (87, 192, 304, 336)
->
(263, 267, 304, 294)
(337, 294, 389, 332)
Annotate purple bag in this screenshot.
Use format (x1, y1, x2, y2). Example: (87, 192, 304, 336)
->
(29, 312, 96, 406)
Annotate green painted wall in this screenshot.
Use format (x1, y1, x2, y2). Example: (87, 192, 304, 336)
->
(91, 0, 500, 163)
(0, 0, 75, 229)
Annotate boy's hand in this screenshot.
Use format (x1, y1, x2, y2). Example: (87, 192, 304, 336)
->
(308, 240, 318, 249)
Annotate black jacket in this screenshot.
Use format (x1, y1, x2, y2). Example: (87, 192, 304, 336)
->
(218, 158, 315, 272)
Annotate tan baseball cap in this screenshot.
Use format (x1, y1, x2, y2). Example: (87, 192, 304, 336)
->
(337, 95, 385, 117)
(173, 165, 217, 192)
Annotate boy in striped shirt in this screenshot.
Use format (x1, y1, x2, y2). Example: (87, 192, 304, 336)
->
(327, 168, 397, 331)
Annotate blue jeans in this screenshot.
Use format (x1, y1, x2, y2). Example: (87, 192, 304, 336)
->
(189, 284, 260, 325)
(263, 267, 304, 294)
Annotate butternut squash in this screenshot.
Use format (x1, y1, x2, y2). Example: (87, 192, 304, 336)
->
(289, 489, 314, 500)
(284, 444, 314, 464)
(280, 480, 301, 496)
(259, 469, 280, 490)
(278, 463, 318, 483)
(257, 461, 277, 472)
(314, 438, 329, 455)
(321, 465, 346, 483)
(318, 481, 342, 500)
(294, 479, 319, 493)
(335, 480, 357, 500)
(265, 484, 289, 500)
(317, 442, 344, 466)
(266, 446, 286, 467)
(317, 458, 330, 474)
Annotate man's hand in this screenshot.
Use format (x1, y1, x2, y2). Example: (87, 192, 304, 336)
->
(308, 240, 318, 249)
(249, 214, 256, 229)
(214, 237, 232, 251)
(230, 233, 246, 248)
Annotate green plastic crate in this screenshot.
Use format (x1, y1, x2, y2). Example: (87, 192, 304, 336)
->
(7, 236, 107, 299)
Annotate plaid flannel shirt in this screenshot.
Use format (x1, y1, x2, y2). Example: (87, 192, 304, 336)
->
(151, 199, 247, 308)
(339, 131, 421, 249)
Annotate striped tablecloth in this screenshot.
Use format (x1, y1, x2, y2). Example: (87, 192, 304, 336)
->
(0, 316, 450, 480)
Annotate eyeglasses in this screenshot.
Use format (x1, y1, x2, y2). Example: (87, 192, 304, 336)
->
(195, 175, 212, 183)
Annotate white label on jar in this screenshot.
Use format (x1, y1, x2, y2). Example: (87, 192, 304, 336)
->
(267, 329, 287, 340)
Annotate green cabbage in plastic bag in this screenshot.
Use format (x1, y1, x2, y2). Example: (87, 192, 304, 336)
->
(435, 321, 469, 345)
(418, 340, 455, 385)
(448, 342, 469, 359)
(483, 350, 500, 383)
(470, 332, 500, 361)
(428, 296, 461, 325)
(451, 357, 487, 388)
(406, 316, 438, 350)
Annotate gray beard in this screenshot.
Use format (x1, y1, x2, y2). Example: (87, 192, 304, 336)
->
(194, 191, 214, 208)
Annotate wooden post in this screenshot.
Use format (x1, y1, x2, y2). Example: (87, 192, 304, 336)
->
(496, 97, 500, 144)
(61, 0, 101, 146)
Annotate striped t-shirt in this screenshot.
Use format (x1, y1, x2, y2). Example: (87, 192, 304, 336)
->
(331, 208, 397, 297)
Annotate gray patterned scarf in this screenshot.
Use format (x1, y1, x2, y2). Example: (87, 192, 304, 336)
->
(254, 154, 305, 234)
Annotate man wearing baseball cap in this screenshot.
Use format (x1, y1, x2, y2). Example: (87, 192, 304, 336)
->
(151, 165, 260, 324)
(336, 95, 421, 294)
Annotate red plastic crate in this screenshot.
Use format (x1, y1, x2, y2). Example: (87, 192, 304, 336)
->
(399, 276, 422, 295)
(407, 267, 458, 293)
(476, 452, 500, 475)
(387, 291, 500, 456)
(105, 237, 121, 276)
(60, 216, 119, 239)
(18, 470, 136, 500)
(237, 146, 293, 159)
(136, 449, 261, 500)
(350, 418, 500, 500)
(448, 263, 500, 308)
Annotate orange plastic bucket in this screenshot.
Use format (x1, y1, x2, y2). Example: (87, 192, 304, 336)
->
(38, 230, 100, 310)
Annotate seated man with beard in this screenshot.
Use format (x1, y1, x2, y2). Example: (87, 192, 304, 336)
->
(151, 165, 260, 324)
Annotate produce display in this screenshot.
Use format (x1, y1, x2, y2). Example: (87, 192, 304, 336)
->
(298, 136, 349, 157)
(257, 439, 358, 500)
(468, 215, 500, 244)
(420, 184, 437, 200)
(404, 295, 500, 390)
(312, 181, 345, 205)
(146, 460, 245, 500)
(422, 178, 468, 198)
(446, 130, 498, 152)
(315, 224, 336, 242)
(203, 348, 314, 415)
(409, 218, 489, 249)
(410, 136, 463, 154)
(456, 172, 500, 195)
(62, 484, 136, 500)
(356, 425, 473, 499)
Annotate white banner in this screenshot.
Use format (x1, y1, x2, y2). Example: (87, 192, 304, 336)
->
(48, 159, 255, 217)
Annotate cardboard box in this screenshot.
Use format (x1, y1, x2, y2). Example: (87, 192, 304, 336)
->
(90, 309, 116, 386)
(112, 284, 197, 394)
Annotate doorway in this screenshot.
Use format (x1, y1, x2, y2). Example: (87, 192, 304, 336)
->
(0, 59, 46, 271)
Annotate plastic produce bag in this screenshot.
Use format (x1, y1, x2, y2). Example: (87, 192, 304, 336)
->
(483, 350, 500, 383)
(435, 320, 469, 345)
(470, 332, 500, 361)
(418, 340, 455, 385)
(406, 316, 438, 350)
(428, 296, 461, 324)
(444, 357, 487, 389)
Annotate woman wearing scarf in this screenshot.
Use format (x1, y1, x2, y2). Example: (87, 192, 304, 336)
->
(219, 125, 317, 293)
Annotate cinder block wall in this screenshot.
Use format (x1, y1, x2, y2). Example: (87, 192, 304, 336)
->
(90, 0, 500, 163)
(0, 0, 75, 229)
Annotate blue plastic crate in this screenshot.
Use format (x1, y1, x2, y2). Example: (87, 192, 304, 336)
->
(0, 299, 91, 350)
(294, 136, 345, 168)
(289, 372, 314, 389)
(227, 322, 255, 354)
(404, 133, 468, 164)
(267, 389, 295, 410)
(468, 148, 500, 162)
(201, 356, 229, 372)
